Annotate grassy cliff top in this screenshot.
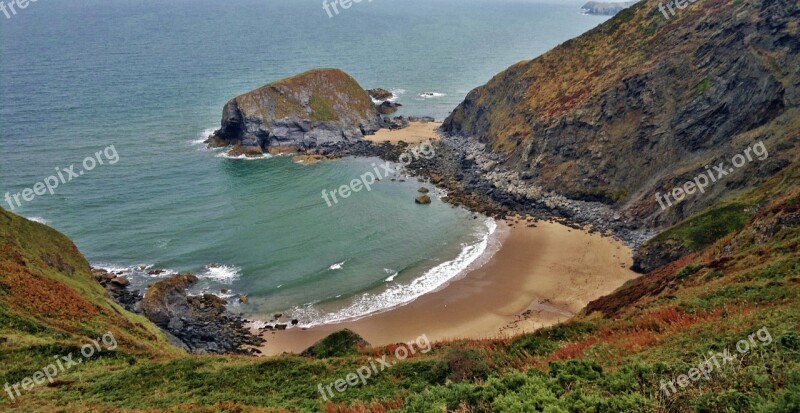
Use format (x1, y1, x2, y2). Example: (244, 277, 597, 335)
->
(231, 68, 377, 123)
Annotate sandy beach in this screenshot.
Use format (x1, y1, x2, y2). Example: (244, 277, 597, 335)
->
(366, 121, 443, 144)
(256, 219, 636, 356)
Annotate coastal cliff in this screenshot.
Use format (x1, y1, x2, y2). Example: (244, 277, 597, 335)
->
(443, 0, 799, 229)
(207, 68, 381, 154)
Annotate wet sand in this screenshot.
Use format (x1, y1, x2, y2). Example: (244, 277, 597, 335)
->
(256, 220, 636, 356)
(366, 122, 442, 144)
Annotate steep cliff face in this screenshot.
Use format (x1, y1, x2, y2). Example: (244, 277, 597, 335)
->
(443, 0, 800, 228)
(208, 68, 381, 152)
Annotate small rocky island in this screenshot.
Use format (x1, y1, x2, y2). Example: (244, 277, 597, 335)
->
(206, 68, 382, 156)
(581, 1, 636, 15)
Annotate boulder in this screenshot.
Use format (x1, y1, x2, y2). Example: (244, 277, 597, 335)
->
(377, 101, 402, 115)
(416, 195, 432, 204)
(367, 88, 393, 101)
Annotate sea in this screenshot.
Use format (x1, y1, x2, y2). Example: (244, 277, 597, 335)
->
(0, 0, 609, 326)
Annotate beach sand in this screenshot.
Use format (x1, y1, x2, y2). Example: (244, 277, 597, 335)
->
(256, 220, 637, 356)
(366, 122, 442, 144)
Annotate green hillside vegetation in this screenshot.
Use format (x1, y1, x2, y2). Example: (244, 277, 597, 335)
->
(1, 154, 798, 411)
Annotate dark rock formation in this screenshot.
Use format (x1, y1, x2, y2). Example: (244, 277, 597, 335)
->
(92, 268, 142, 313)
(377, 100, 402, 115)
(408, 116, 436, 123)
(207, 69, 381, 153)
(416, 195, 432, 204)
(367, 88, 394, 101)
(94, 269, 264, 355)
(381, 116, 410, 130)
(139, 274, 264, 354)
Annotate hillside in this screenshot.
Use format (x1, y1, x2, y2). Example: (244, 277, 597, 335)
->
(443, 0, 800, 229)
(1, 159, 798, 411)
(207, 68, 381, 156)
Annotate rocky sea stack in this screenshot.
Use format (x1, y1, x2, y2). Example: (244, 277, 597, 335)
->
(207, 68, 381, 154)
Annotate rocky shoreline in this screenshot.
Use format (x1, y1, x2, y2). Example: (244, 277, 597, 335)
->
(316, 130, 656, 249)
(92, 268, 263, 355)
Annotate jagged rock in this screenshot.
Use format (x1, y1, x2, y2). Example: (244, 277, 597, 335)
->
(381, 116, 410, 130)
(367, 88, 393, 101)
(377, 100, 402, 114)
(139, 274, 264, 355)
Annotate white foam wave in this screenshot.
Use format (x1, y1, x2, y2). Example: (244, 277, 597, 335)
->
(330, 260, 347, 270)
(289, 218, 498, 328)
(370, 88, 405, 104)
(215, 151, 273, 160)
(418, 92, 446, 99)
(196, 264, 241, 284)
(384, 268, 398, 282)
(27, 216, 49, 225)
(92, 263, 177, 279)
(190, 128, 217, 147)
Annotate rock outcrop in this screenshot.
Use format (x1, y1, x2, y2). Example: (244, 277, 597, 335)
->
(443, 0, 800, 229)
(139, 273, 264, 354)
(207, 69, 381, 153)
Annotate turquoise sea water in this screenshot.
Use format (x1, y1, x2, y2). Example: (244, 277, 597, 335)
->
(0, 0, 608, 324)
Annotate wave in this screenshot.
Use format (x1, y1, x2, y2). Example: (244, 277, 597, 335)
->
(190, 128, 217, 147)
(26, 216, 49, 225)
(215, 151, 273, 160)
(196, 263, 241, 284)
(92, 263, 177, 279)
(329, 260, 347, 270)
(287, 218, 499, 328)
(418, 92, 446, 99)
(384, 268, 398, 282)
(370, 88, 405, 104)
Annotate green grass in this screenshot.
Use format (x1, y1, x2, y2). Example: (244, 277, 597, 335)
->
(652, 202, 751, 250)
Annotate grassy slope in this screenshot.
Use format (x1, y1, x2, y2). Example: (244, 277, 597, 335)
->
(234, 68, 376, 124)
